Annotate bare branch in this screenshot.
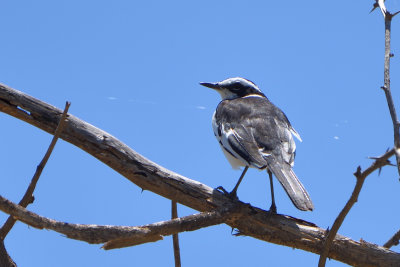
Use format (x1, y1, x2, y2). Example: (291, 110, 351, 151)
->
(0, 101, 69, 265)
(1, 84, 400, 266)
(0, 101, 70, 240)
(171, 201, 181, 267)
(0, 194, 231, 248)
(318, 149, 395, 266)
(103, 207, 231, 250)
(0, 240, 16, 267)
(368, 0, 400, 255)
(1, 191, 400, 266)
(384, 229, 400, 249)
(373, 0, 400, 175)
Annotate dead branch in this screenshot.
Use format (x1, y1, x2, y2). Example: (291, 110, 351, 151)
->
(369, 0, 400, 255)
(0, 101, 70, 240)
(0, 101, 70, 266)
(0, 191, 399, 266)
(373, 0, 400, 175)
(171, 201, 181, 267)
(318, 149, 395, 266)
(0, 240, 16, 267)
(0, 194, 232, 248)
(384, 229, 400, 249)
(103, 207, 231, 250)
(1, 83, 400, 266)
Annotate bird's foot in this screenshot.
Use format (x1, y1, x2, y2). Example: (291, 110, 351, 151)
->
(216, 186, 238, 200)
(269, 203, 277, 214)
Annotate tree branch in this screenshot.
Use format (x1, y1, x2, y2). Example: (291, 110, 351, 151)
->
(318, 149, 395, 266)
(0, 101, 69, 266)
(0, 101, 70, 240)
(1, 83, 400, 266)
(0, 240, 16, 267)
(384, 229, 400, 249)
(171, 201, 181, 267)
(103, 206, 232, 250)
(0, 194, 233, 249)
(373, 0, 400, 175)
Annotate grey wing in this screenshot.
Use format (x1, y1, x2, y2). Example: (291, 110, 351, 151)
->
(245, 115, 295, 164)
(218, 121, 268, 169)
(273, 117, 297, 167)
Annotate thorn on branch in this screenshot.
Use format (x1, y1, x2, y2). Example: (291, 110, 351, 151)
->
(387, 161, 395, 167)
(354, 166, 362, 178)
(325, 227, 330, 235)
(30, 195, 35, 205)
(393, 10, 400, 18)
(368, 156, 395, 175)
(370, 0, 387, 17)
(370, 3, 379, 14)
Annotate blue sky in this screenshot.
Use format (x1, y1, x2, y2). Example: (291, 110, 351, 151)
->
(1, 1, 400, 266)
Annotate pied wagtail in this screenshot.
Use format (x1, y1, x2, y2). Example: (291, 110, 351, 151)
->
(200, 77, 313, 212)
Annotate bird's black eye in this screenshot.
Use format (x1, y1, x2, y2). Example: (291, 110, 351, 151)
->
(228, 81, 246, 91)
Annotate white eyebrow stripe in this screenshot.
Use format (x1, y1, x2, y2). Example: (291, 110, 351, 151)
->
(242, 94, 265, 99)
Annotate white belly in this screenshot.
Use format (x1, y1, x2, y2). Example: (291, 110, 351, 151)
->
(220, 145, 246, 169)
(212, 111, 252, 170)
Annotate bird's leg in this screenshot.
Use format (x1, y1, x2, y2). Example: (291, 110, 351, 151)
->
(217, 166, 249, 199)
(230, 166, 249, 197)
(267, 169, 277, 213)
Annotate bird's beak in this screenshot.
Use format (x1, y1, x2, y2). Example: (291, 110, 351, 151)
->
(199, 82, 220, 90)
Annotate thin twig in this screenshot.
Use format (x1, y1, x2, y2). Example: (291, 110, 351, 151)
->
(369, 0, 400, 255)
(0, 101, 70, 240)
(171, 201, 181, 267)
(384, 229, 400, 249)
(318, 149, 395, 267)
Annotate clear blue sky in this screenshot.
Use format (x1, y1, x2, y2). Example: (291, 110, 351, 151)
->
(1, 1, 400, 266)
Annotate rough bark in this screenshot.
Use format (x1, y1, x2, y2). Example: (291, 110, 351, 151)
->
(0, 83, 399, 266)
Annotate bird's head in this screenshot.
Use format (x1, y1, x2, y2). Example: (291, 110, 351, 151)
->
(200, 77, 265, 100)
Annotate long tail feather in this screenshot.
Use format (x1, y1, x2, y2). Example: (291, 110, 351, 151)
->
(265, 158, 313, 211)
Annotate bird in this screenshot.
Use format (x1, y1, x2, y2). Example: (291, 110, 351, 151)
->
(200, 77, 313, 212)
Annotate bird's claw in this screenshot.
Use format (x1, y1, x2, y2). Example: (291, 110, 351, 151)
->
(216, 186, 229, 194)
(216, 186, 238, 200)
